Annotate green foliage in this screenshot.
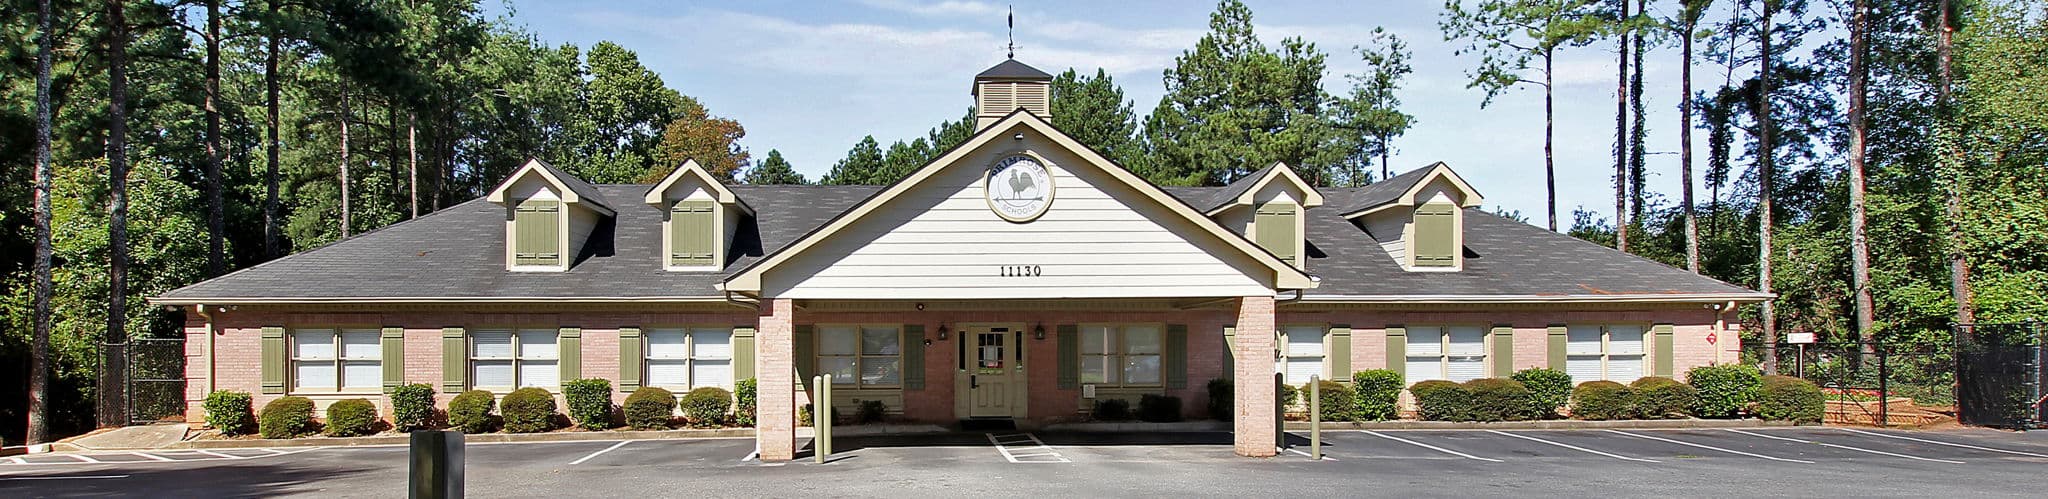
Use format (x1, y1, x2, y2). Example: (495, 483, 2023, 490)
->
(1352, 370, 1404, 421)
(1687, 364, 1762, 418)
(1511, 368, 1574, 419)
(1570, 381, 1637, 420)
(1051, 68, 1147, 171)
(323, 399, 379, 437)
(734, 378, 758, 427)
(1756, 375, 1824, 423)
(1630, 376, 1698, 419)
(1279, 382, 1301, 410)
(821, 136, 886, 185)
(1142, 0, 1347, 186)
(1439, 0, 1607, 106)
(742, 150, 807, 185)
(1331, 27, 1416, 186)
(1463, 378, 1535, 422)
(258, 397, 316, 439)
(203, 391, 256, 436)
(854, 400, 887, 425)
(1303, 380, 1359, 422)
(388, 383, 437, 432)
(1092, 398, 1133, 421)
(1410, 380, 1473, 421)
(679, 387, 732, 428)
(1206, 378, 1234, 420)
(448, 390, 497, 434)
(1139, 394, 1185, 422)
(562, 379, 615, 430)
(500, 388, 558, 433)
(651, 97, 749, 181)
(623, 387, 676, 430)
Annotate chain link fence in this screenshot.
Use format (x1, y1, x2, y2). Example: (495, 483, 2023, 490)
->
(1954, 322, 2045, 429)
(1745, 339, 1954, 426)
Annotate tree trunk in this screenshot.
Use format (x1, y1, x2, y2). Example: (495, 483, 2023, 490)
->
(1614, 0, 1631, 250)
(205, 0, 225, 277)
(1629, 0, 1648, 230)
(1936, 0, 1974, 327)
(1848, 0, 1875, 347)
(341, 83, 353, 238)
(409, 113, 418, 219)
(1680, 11, 1700, 273)
(28, 0, 57, 445)
(1544, 49, 1558, 232)
(1757, 0, 1779, 374)
(100, 0, 132, 429)
(263, 0, 281, 259)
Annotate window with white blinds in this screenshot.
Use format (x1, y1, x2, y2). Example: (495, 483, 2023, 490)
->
(1565, 325, 1647, 383)
(471, 328, 559, 390)
(1080, 325, 1163, 386)
(818, 325, 900, 388)
(290, 328, 381, 392)
(647, 327, 734, 389)
(1405, 325, 1489, 383)
(1281, 325, 1326, 385)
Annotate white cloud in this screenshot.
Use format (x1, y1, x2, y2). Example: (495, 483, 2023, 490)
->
(857, 0, 1005, 18)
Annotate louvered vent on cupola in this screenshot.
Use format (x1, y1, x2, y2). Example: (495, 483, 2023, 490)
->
(973, 59, 1053, 130)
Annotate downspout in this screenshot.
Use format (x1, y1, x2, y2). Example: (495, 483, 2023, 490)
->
(194, 303, 217, 394)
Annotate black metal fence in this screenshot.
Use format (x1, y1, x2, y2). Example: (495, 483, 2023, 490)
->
(1745, 340, 1953, 426)
(122, 338, 187, 424)
(1954, 322, 2046, 429)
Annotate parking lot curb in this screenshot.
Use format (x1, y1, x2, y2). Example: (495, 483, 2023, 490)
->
(164, 428, 756, 450)
(1285, 419, 1805, 431)
(1041, 421, 1232, 432)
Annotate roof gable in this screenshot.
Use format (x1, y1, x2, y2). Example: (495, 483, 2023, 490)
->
(1341, 162, 1482, 219)
(1203, 162, 1326, 215)
(486, 159, 615, 216)
(642, 159, 754, 214)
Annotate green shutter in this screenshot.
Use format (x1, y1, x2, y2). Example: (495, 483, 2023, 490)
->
(1328, 325, 1352, 382)
(1547, 325, 1568, 370)
(670, 200, 716, 266)
(261, 327, 287, 394)
(558, 327, 581, 385)
(1384, 326, 1407, 377)
(618, 327, 643, 392)
(514, 198, 560, 266)
(903, 325, 926, 390)
(793, 325, 815, 391)
(1056, 325, 1079, 389)
(732, 326, 755, 384)
(381, 327, 406, 393)
(1255, 203, 1300, 266)
(1221, 326, 1236, 380)
(1491, 325, 1515, 377)
(441, 327, 467, 393)
(1164, 324, 1189, 389)
(1413, 202, 1456, 267)
(1653, 324, 1676, 377)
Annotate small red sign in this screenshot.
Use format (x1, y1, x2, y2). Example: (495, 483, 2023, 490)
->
(1706, 332, 1719, 345)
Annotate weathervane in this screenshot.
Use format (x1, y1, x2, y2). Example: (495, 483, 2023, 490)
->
(1006, 5, 1016, 59)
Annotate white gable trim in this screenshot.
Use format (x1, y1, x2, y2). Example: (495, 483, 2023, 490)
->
(1341, 162, 1484, 219)
(642, 159, 754, 215)
(723, 110, 1319, 293)
(1204, 162, 1325, 216)
(485, 159, 615, 216)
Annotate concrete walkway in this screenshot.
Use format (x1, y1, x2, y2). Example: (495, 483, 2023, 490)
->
(66, 424, 190, 451)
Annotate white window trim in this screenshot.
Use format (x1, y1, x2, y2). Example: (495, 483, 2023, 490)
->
(817, 324, 904, 389)
(1406, 324, 1491, 384)
(288, 326, 382, 395)
(469, 327, 560, 392)
(645, 326, 735, 389)
(1079, 323, 1166, 388)
(663, 198, 725, 271)
(1278, 324, 1328, 384)
(507, 194, 569, 273)
(1567, 324, 1650, 382)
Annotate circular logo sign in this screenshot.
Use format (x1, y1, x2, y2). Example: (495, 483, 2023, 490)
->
(986, 154, 1054, 222)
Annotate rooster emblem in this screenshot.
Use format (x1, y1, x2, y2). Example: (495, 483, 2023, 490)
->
(1007, 169, 1037, 200)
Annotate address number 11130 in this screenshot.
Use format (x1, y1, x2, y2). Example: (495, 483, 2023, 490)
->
(999, 265, 1043, 277)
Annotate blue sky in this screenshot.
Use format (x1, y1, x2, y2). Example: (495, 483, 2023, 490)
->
(485, 0, 1770, 228)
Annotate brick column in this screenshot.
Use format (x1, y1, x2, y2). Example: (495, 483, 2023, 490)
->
(757, 298, 796, 461)
(1233, 295, 1277, 457)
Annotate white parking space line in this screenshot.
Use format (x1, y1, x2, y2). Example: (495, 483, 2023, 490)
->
(1283, 447, 1338, 460)
(195, 450, 246, 460)
(1487, 430, 1658, 463)
(1363, 431, 1503, 462)
(568, 441, 631, 465)
(986, 433, 1070, 463)
(1727, 429, 1965, 464)
(6, 456, 23, 464)
(66, 454, 101, 463)
(1604, 430, 1813, 464)
(1837, 428, 2048, 458)
(0, 475, 129, 481)
(128, 452, 175, 462)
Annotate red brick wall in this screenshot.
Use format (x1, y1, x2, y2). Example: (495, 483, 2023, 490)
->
(1312, 308, 1735, 381)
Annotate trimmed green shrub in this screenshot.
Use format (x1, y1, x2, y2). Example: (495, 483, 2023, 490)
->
(1511, 368, 1574, 419)
(1571, 381, 1637, 420)
(680, 387, 733, 427)
(203, 390, 255, 436)
(735, 378, 758, 427)
(799, 403, 813, 427)
(500, 387, 558, 433)
(448, 390, 497, 433)
(1687, 364, 1763, 418)
(1352, 370, 1404, 421)
(388, 383, 437, 432)
(1630, 377, 1698, 419)
(623, 387, 676, 430)
(324, 398, 379, 437)
(258, 396, 315, 439)
(1205, 378, 1233, 421)
(1411, 380, 1473, 421)
(1139, 394, 1184, 422)
(1304, 380, 1358, 422)
(1279, 383, 1301, 411)
(1464, 378, 1535, 421)
(563, 378, 616, 430)
(854, 399, 887, 424)
(1092, 398, 1133, 421)
(1756, 375, 1824, 423)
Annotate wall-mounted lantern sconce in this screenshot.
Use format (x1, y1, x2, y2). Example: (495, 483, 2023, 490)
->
(915, 302, 926, 311)
(936, 324, 950, 341)
(1033, 324, 1046, 340)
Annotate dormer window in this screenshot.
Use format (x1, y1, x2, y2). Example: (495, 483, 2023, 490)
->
(668, 200, 717, 268)
(645, 159, 751, 271)
(1254, 202, 1300, 268)
(513, 196, 562, 267)
(1208, 163, 1322, 271)
(486, 159, 614, 272)
(1412, 199, 1458, 268)
(1342, 163, 1482, 272)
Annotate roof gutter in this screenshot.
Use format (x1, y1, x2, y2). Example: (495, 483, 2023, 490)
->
(147, 296, 746, 306)
(1294, 292, 1773, 304)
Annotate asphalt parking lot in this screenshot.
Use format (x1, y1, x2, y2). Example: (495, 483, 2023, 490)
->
(5, 427, 2048, 497)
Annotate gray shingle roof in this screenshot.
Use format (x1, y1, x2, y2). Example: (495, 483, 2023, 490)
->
(532, 159, 614, 213)
(1339, 164, 1437, 215)
(156, 181, 1758, 302)
(975, 59, 1052, 80)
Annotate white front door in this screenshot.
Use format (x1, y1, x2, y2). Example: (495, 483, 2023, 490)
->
(969, 326, 1018, 418)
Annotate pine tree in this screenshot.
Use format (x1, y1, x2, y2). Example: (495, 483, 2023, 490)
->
(1334, 27, 1415, 187)
(1050, 69, 1144, 171)
(1442, 0, 1606, 230)
(744, 150, 808, 185)
(823, 136, 886, 185)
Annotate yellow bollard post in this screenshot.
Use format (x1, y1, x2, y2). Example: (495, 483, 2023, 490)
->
(1310, 374, 1321, 460)
(813, 374, 825, 464)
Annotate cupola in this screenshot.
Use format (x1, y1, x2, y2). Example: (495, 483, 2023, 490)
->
(973, 59, 1052, 131)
